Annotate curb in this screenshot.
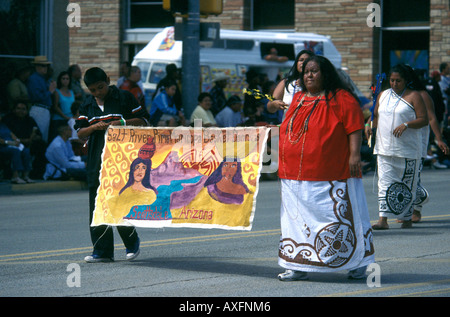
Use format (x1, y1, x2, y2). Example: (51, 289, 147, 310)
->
(0, 180, 88, 196)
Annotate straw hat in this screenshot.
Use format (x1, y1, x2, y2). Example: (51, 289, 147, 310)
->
(31, 56, 52, 65)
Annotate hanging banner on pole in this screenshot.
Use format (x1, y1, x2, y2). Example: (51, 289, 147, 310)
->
(92, 126, 269, 231)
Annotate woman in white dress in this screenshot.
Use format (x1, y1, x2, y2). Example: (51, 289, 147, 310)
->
(366, 64, 428, 229)
(267, 50, 315, 114)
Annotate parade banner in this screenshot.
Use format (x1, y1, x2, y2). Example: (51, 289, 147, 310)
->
(92, 126, 269, 230)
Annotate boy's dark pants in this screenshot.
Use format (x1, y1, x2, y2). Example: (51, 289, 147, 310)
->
(89, 186, 139, 258)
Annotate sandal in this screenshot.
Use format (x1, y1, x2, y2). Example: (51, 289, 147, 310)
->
(401, 220, 413, 229)
(412, 210, 421, 223)
(372, 223, 389, 230)
(277, 270, 309, 281)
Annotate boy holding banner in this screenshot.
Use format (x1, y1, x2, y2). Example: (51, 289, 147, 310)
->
(75, 67, 150, 263)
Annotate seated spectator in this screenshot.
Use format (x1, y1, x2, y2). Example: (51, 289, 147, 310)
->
(264, 47, 289, 63)
(43, 124, 86, 181)
(119, 66, 145, 108)
(261, 80, 283, 125)
(241, 100, 266, 126)
(150, 80, 184, 126)
(68, 64, 86, 102)
(6, 64, 32, 111)
(153, 63, 182, 110)
(67, 101, 87, 157)
(190, 92, 217, 127)
(117, 61, 131, 88)
(50, 71, 75, 142)
(209, 72, 229, 116)
(3, 100, 47, 179)
(215, 95, 243, 127)
(0, 113, 33, 184)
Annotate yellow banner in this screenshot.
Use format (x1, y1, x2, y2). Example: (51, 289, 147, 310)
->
(93, 126, 269, 230)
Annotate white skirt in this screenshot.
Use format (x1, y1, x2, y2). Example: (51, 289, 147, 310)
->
(377, 155, 420, 220)
(278, 178, 375, 273)
(413, 158, 429, 212)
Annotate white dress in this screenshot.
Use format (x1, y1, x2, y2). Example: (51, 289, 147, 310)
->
(374, 89, 422, 220)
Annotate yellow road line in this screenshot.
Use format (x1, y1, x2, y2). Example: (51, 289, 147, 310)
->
(0, 229, 280, 263)
(1, 214, 448, 263)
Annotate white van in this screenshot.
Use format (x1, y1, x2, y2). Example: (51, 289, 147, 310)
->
(132, 26, 357, 108)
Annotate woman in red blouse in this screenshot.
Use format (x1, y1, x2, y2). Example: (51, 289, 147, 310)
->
(269, 56, 374, 281)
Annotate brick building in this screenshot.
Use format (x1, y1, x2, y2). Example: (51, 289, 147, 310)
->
(68, 0, 450, 98)
(1, 0, 449, 112)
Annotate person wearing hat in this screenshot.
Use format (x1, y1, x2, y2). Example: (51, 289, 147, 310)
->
(209, 72, 229, 116)
(27, 55, 56, 143)
(215, 95, 243, 127)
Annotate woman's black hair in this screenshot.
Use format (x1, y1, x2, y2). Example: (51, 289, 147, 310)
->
(399, 64, 426, 91)
(284, 49, 315, 93)
(300, 55, 358, 102)
(388, 64, 414, 86)
(119, 157, 157, 195)
(198, 92, 212, 103)
(57, 71, 72, 89)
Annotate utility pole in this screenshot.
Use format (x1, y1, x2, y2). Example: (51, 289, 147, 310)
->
(181, 0, 200, 121)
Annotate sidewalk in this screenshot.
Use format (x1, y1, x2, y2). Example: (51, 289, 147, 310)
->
(0, 179, 88, 196)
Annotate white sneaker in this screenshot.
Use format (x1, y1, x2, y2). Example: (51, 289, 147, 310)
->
(11, 177, 26, 184)
(126, 249, 140, 261)
(84, 255, 114, 263)
(277, 269, 308, 281)
(433, 161, 447, 169)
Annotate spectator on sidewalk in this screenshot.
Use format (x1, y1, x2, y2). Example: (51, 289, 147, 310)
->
(215, 95, 243, 127)
(27, 56, 56, 143)
(0, 113, 33, 184)
(43, 124, 86, 181)
(119, 66, 145, 108)
(209, 72, 229, 116)
(3, 100, 48, 179)
(68, 64, 86, 103)
(6, 64, 32, 111)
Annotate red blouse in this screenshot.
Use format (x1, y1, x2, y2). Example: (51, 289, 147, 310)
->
(278, 89, 364, 181)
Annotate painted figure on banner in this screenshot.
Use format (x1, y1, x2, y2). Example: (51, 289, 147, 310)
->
(107, 139, 158, 223)
(204, 157, 250, 205)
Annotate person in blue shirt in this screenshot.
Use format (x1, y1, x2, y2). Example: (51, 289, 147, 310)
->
(150, 80, 185, 126)
(27, 56, 56, 143)
(215, 95, 243, 127)
(0, 114, 32, 184)
(43, 124, 86, 181)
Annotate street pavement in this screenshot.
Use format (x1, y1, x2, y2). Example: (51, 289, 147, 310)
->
(0, 168, 449, 301)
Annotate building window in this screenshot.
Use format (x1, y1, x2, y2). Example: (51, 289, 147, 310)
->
(248, 0, 294, 30)
(0, 0, 41, 57)
(128, 0, 174, 28)
(380, 0, 430, 73)
(383, 0, 430, 27)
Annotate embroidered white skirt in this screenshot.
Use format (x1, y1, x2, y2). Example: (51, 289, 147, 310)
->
(278, 178, 375, 273)
(377, 155, 420, 220)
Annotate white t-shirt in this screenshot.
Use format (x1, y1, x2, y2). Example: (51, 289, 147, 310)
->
(190, 105, 216, 126)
